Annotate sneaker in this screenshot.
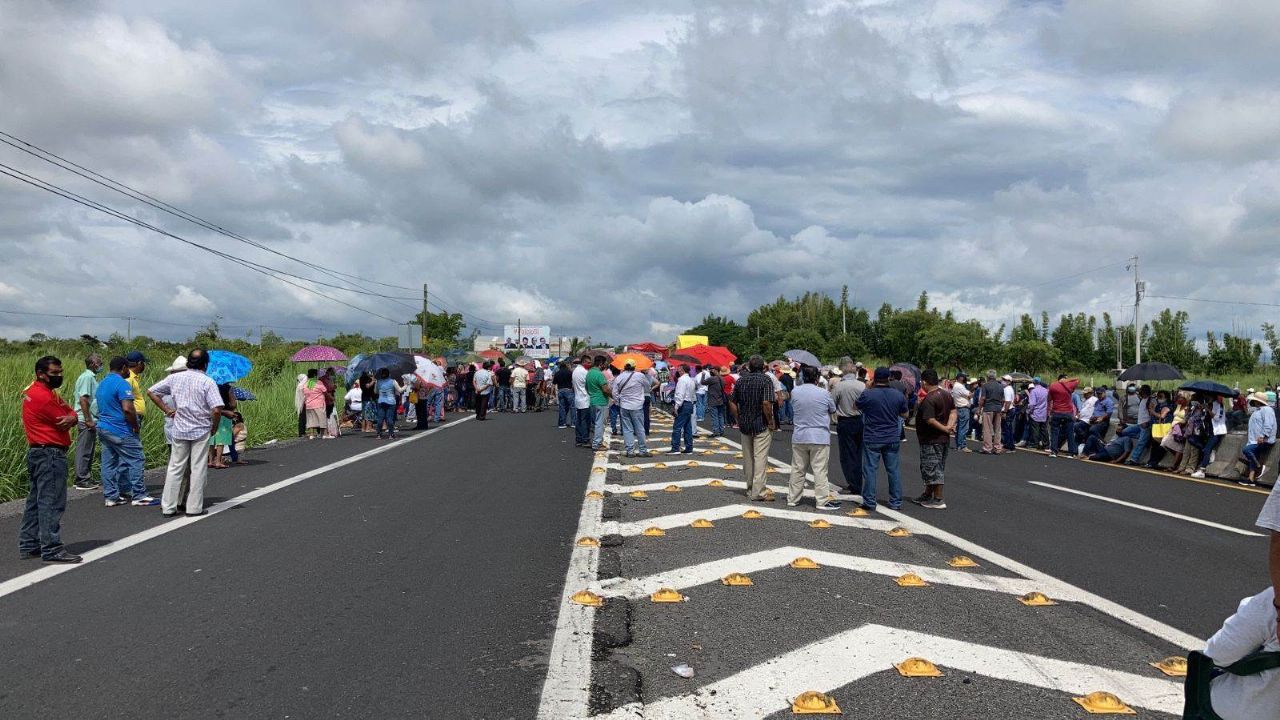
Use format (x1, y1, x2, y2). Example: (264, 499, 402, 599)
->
(885, 504, 903, 511)
(960, 447, 972, 453)
(557, 425, 566, 429)
(911, 492, 931, 505)
(1190, 469, 1206, 479)
(1015, 441, 1027, 447)
(816, 500, 842, 511)
(73, 480, 100, 490)
(1238, 478, 1258, 487)
(921, 498, 947, 510)
(104, 497, 128, 507)
(786, 501, 799, 507)
(636, 450, 653, 458)
(19, 550, 40, 559)
(1048, 452, 1058, 458)
(131, 496, 160, 507)
(43, 550, 82, 564)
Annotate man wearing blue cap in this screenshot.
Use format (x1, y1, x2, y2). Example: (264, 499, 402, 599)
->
(856, 367, 908, 511)
(125, 351, 149, 428)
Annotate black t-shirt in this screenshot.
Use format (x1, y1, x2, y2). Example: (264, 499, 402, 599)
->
(553, 367, 574, 390)
(496, 367, 512, 387)
(916, 389, 955, 445)
(779, 373, 795, 392)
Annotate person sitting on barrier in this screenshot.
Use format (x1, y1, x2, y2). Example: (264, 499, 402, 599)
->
(1241, 392, 1277, 486)
(1084, 432, 1134, 463)
(1073, 386, 1113, 453)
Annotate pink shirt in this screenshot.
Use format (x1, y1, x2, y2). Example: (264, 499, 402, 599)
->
(303, 382, 327, 410)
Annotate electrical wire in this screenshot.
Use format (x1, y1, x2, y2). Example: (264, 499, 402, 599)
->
(1146, 294, 1280, 309)
(0, 308, 331, 332)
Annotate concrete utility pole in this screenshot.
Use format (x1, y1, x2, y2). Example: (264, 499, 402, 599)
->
(126, 316, 132, 342)
(1129, 256, 1143, 366)
(422, 283, 429, 350)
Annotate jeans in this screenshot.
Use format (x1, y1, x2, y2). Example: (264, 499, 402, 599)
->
(708, 404, 725, 435)
(377, 402, 398, 436)
(1243, 442, 1273, 474)
(1084, 435, 1109, 458)
(557, 389, 575, 426)
(574, 404, 590, 444)
(621, 407, 649, 454)
(643, 396, 651, 435)
(498, 387, 512, 411)
(609, 403, 620, 432)
(1050, 413, 1076, 455)
(861, 441, 902, 510)
(430, 389, 444, 421)
(513, 387, 527, 412)
(99, 428, 146, 500)
(954, 408, 970, 450)
(780, 398, 794, 424)
(19, 447, 68, 558)
(74, 421, 97, 483)
(1126, 423, 1153, 464)
(1199, 433, 1224, 468)
(591, 405, 607, 448)
(835, 415, 864, 494)
(671, 401, 694, 452)
(695, 393, 707, 421)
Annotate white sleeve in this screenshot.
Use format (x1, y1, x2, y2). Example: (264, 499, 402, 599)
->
(1204, 588, 1278, 665)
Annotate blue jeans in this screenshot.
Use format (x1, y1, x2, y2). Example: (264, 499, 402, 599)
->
(591, 405, 607, 448)
(671, 401, 694, 452)
(376, 402, 397, 437)
(1125, 423, 1152, 464)
(1243, 442, 1272, 474)
(695, 394, 707, 421)
(708, 404, 725, 435)
(497, 387, 512, 411)
(574, 404, 591, 444)
(99, 428, 146, 500)
(19, 447, 68, 558)
(861, 441, 901, 510)
(609, 404, 620, 433)
(1049, 413, 1076, 455)
(429, 389, 444, 421)
(621, 407, 649, 454)
(1198, 433, 1224, 468)
(557, 389, 575, 426)
(954, 408, 970, 450)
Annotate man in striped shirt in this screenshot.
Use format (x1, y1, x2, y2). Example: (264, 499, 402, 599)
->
(147, 349, 225, 517)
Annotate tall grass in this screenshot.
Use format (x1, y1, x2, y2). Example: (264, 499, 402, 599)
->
(0, 351, 312, 503)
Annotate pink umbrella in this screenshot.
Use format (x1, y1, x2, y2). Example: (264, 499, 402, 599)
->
(413, 355, 446, 389)
(291, 345, 348, 362)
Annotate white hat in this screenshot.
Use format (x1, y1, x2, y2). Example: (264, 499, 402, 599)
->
(166, 355, 187, 373)
(1001, 374, 1013, 382)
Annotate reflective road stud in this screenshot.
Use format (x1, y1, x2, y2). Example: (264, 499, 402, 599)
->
(691, 518, 715, 528)
(1018, 591, 1058, 607)
(650, 588, 685, 603)
(886, 527, 911, 537)
(895, 657, 944, 677)
(1072, 691, 1136, 715)
(707, 479, 726, 487)
(642, 527, 666, 537)
(592, 467, 605, 473)
(654, 462, 667, 469)
(570, 590, 603, 607)
(663, 484, 682, 493)
(791, 690, 841, 714)
(808, 519, 832, 529)
(790, 557, 820, 569)
(1149, 656, 1188, 677)
(741, 509, 764, 519)
(688, 461, 700, 468)
(894, 573, 929, 587)
(627, 466, 641, 473)
(629, 490, 648, 499)
(721, 573, 754, 586)
(947, 556, 979, 568)
(723, 464, 738, 470)
(846, 507, 870, 517)
(585, 490, 605, 499)
(575, 537, 600, 548)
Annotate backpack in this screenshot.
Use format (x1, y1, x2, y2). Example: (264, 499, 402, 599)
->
(1183, 649, 1280, 719)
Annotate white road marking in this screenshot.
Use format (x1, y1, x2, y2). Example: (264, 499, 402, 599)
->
(595, 623, 1182, 719)
(606, 503, 899, 536)
(605, 460, 731, 470)
(0, 418, 473, 601)
(602, 477, 862, 502)
(595, 546, 1041, 599)
(536, 431, 612, 720)
(1029, 481, 1265, 537)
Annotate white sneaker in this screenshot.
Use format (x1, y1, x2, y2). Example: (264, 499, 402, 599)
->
(1076, 444, 1085, 455)
(1191, 470, 1205, 479)
(131, 496, 160, 506)
(1015, 441, 1027, 447)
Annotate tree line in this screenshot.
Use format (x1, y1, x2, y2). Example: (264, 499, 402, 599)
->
(682, 288, 1271, 374)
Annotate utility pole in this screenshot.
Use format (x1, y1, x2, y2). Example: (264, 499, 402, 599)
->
(126, 316, 132, 342)
(422, 283, 429, 351)
(1129, 255, 1143, 366)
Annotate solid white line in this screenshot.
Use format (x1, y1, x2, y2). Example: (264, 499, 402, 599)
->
(602, 477, 861, 502)
(607, 503, 898, 536)
(536, 431, 611, 720)
(1028, 481, 1265, 537)
(0, 418, 473, 601)
(709, 431, 1207, 650)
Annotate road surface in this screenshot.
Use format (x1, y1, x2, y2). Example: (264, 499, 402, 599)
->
(0, 409, 1271, 718)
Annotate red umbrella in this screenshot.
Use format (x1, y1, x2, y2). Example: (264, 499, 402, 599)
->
(478, 349, 505, 360)
(679, 344, 736, 367)
(626, 342, 669, 358)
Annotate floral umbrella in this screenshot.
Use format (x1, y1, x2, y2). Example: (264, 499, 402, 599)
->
(290, 345, 348, 363)
(207, 350, 253, 384)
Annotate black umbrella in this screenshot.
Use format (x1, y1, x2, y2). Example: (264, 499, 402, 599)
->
(350, 351, 417, 379)
(1179, 380, 1238, 397)
(889, 362, 921, 394)
(1118, 362, 1185, 381)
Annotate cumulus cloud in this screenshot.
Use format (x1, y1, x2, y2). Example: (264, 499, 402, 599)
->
(168, 285, 216, 315)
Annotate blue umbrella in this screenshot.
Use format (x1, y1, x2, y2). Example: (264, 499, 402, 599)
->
(350, 351, 417, 379)
(232, 387, 257, 401)
(207, 350, 253, 384)
(1179, 380, 1237, 397)
(344, 354, 366, 386)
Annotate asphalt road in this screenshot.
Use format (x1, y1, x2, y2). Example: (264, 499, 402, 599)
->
(0, 408, 1272, 719)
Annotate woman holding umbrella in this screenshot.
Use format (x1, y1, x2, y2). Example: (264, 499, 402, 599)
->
(301, 369, 328, 439)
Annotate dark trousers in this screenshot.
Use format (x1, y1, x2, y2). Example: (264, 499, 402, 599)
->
(414, 399, 430, 429)
(1027, 420, 1048, 449)
(1050, 413, 1076, 455)
(671, 401, 694, 452)
(574, 404, 591, 444)
(297, 408, 306, 437)
(643, 396, 651, 435)
(836, 415, 864, 494)
(19, 447, 68, 559)
(476, 392, 489, 420)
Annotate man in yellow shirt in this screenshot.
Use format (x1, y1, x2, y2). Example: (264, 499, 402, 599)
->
(125, 351, 149, 423)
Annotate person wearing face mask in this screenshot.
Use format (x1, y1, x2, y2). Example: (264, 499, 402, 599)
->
(72, 353, 103, 490)
(147, 348, 226, 517)
(18, 355, 82, 563)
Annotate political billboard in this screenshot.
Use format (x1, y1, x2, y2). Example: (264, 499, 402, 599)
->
(503, 325, 552, 358)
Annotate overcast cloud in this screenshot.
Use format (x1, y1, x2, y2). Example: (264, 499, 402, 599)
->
(0, 0, 1276, 345)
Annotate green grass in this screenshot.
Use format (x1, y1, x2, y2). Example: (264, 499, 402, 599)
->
(0, 351, 312, 503)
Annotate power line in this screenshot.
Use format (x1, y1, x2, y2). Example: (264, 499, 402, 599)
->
(1146, 294, 1280, 309)
(0, 307, 332, 332)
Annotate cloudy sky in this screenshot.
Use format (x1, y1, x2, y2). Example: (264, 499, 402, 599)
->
(1, 0, 1277, 345)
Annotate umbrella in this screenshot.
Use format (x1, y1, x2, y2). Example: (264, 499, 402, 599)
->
(1179, 380, 1238, 397)
(890, 362, 921, 394)
(784, 349, 821, 368)
(350, 351, 417, 380)
(581, 347, 616, 360)
(207, 350, 253, 385)
(290, 345, 348, 363)
(1118, 362, 1185, 381)
(478, 349, 506, 361)
(232, 387, 257, 401)
(626, 342, 669, 358)
(668, 354, 699, 366)
(611, 352, 655, 371)
(514, 355, 535, 367)
(1006, 371, 1034, 382)
(413, 355, 446, 389)
(343, 353, 366, 385)
(679, 344, 736, 367)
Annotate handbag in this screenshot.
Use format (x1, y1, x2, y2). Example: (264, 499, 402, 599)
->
(1152, 422, 1173, 439)
(1183, 649, 1280, 719)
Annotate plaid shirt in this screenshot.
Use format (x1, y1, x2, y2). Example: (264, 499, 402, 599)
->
(733, 370, 775, 436)
(148, 370, 224, 441)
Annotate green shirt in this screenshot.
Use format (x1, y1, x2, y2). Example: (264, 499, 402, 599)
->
(74, 368, 99, 422)
(586, 368, 609, 407)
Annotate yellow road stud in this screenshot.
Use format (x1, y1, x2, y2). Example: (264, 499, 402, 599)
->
(895, 657, 943, 677)
(885, 527, 911, 537)
(575, 537, 600, 548)
(687, 460, 700, 467)
(846, 507, 870, 517)
(702, 450, 714, 456)
(585, 490, 605, 499)
(629, 490, 649, 499)
(894, 573, 928, 587)
(734, 452, 743, 458)
(791, 690, 841, 714)
(1018, 591, 1058, 607)
(592, 467, 605, 473)
(642, 526, 666, 537)
(741, 509, 764, 519)
(947, 556, 979, 568)
(663, 484, 682, 493)
(808, 519, 832, 529)
(790, 557, 820, 569)
(721, 573, 753, 586)
(654, 462, 667, 469)
(723, 464, 737, 470)
(570, 590, 603, 607)
(1149, 656, 1188, 677)
(690, 518, 714, 528)
(1071, 691, 1135, 715)
(650, 588, 685, 603)
(627, 466, 641, 473)
(706, 479, 725, 487)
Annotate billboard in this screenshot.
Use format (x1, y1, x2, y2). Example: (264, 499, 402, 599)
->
(503, 325, 552, 358)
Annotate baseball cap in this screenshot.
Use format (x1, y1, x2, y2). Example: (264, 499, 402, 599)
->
(873, 367, 891, 381)
(125, 351, 148, 364)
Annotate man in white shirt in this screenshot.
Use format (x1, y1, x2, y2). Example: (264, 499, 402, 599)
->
(612, 361, 651, 457)
(669, 366, 698, 454)
(694, 365, 710, 422)
(511, 364, 529, 413)
(572, 358, 591, 447)
(1203, 585, 1279, 719)
(950, 373, 972, 452)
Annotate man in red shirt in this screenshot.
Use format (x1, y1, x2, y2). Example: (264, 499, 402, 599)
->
(19, 355, 83, 563)
(720, 366, 737, 428)
(1047, 374, 1080, 458)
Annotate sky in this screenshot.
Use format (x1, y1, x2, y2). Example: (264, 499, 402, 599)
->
(0, 0, 1277, 346)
